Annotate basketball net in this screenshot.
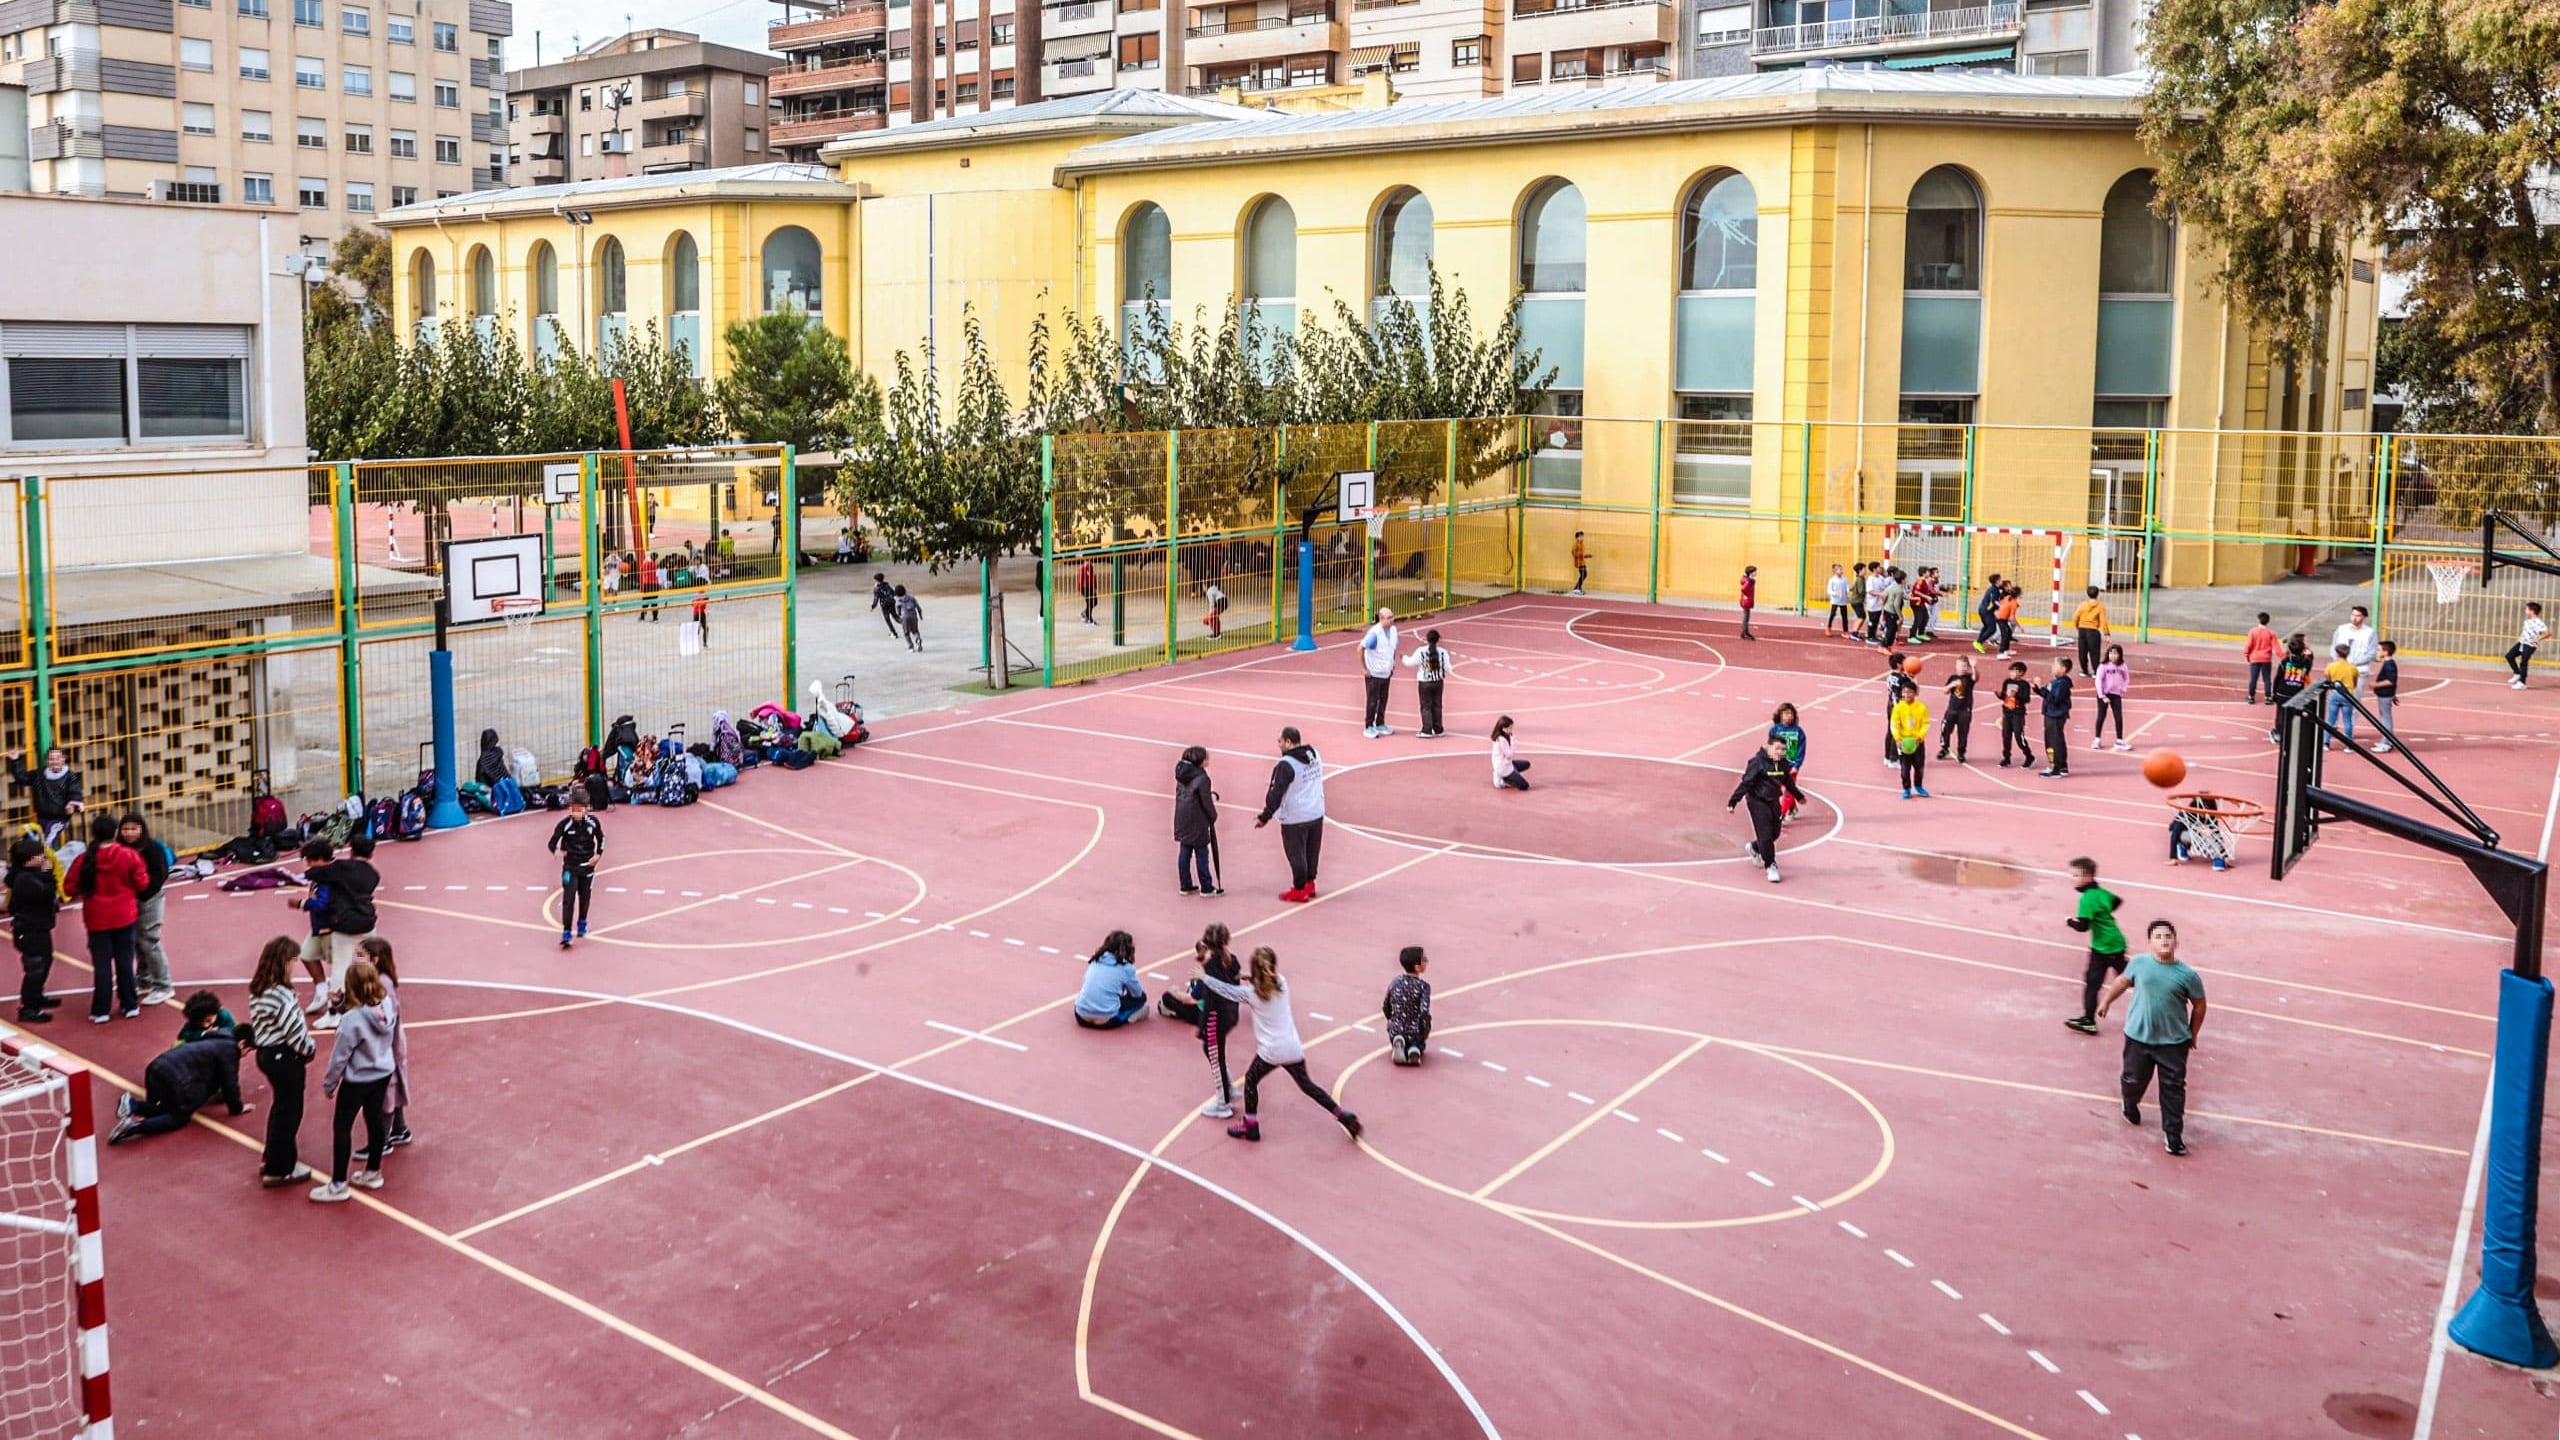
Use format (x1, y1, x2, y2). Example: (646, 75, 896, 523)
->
(2424, 559, 2475, 606)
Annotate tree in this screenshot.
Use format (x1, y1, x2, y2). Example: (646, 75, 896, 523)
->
(2143, 0, 2560, 430)
(306, 224, 394, 339)
(715, 313, 875, 460)
(838, 310, 1043, 574)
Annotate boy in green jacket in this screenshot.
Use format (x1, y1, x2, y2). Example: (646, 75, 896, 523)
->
(2062, 856, 2128, 1035)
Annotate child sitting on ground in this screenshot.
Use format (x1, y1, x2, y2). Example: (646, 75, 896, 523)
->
(1384, 947, 1432, 1065)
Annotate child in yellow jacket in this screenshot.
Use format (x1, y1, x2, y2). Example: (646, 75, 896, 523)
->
(1890, 677, 1933, 799)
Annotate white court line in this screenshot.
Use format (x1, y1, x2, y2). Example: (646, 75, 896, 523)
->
(1702, 1148, 1729, 1165)
(1656, 1128, 1684, 1143)
(1482, 1061, 1508, 1072)
(922, 1020, 1030, 1053)
(1441, 1047, 1465, 1058)
(1567, 1092, 1595, 1105)
(2077, 1391, 2110, 1416)
(1744, 1172, 1775, 1187)
(1791, 1195, 1822, 1212)
(1932, 1280, 1963, 1301)
(1978, 1314, 2009, 1336)
(1613, 1110, 1641, 1123)
(2412, 753, 2560, 1440)
(1524, 1075, 1552, 1088)
(1884, 1249, 1914, 1268)
(1351, 1023, 1378, 1033)
(1836, 1220, 1865, 1239)
(1309, 1011, 1335, 1022)
(2027, 1350, 2058, 1374)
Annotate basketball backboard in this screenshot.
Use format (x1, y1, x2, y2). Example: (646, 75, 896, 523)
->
(445, 533, 546, 625)
(542, 462, 581, 508)
(1335, 470, 1375, 519)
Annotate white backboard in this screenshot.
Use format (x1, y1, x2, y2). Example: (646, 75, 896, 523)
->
(1335, 470, 1375, 517)
(542, 462, 581, 507)
(446, 533, 546, 624)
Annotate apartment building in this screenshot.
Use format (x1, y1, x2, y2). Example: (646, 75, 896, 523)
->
(0, 0, 509, 229)
(503, 29, 780, 187)
(1695, 0, 2141, 79)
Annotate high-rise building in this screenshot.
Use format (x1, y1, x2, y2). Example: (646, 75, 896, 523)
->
(0, 0, 510, 228)
(769, 0, 1076, 147)
(503, 30, 782, 187)
(1696, 0, 2141, 79)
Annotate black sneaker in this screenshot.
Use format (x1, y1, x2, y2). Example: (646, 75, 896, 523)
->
(1337, 1110, 1363, 1140)
(2121, 1101, 2142, 1126)
(1179, 886, 1198, 896)
(2063, 1017, 2098, 1035)
(1200, 887, 1224, 897)
(2165, 1138, 2188, 1157)
(384, 1130, 416, 1150)
(15, 1011, 48, 1025)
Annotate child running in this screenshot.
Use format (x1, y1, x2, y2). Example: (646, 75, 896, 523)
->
(1194, 947, 1362, 1143)
(2093, 644, 2132, 752)
(1997, 660, 2037, 769)
(1937, 655, 1977, 765)
(1891, 677, 1932, 799)
(2061, 856, 2129, 1035)
(1972, 573, 2005, 654)
(1766, 704, 1808, 825)
(548, 791, 606, 948)
(1995, 583, 2022, 656)
(1727, 735, 1806, 883)
(1384, 946, 1432, 1065)
(1158, 923, 1243, 1118)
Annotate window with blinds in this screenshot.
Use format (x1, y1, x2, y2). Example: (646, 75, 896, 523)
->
(0, 324, 252, 446)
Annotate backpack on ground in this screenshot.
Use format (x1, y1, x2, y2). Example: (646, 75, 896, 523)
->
(364, 796, 398, 840)
(315, 810, 356, 848)
(218, 865, 295, 891)
(458, 781, 491, 814)
(700, 761, 738, 790)
(583, 772, 611, 810)
(653, 764, 696, 807)
(800, 727, 841, 760)
(511, 749, 540, 787)
(491, 776, 525, 816)
(775, 746, 816, 771)
(575, 745, 605, 779)
(250, 769, 289, 840)
(394, 791, 427, 840)
(217, 834, 279, 865)
(605, 715, 639, 754)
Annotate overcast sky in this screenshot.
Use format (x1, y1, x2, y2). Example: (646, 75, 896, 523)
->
(512, 0, 784, 67)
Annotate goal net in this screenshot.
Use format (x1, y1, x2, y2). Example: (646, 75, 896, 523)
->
(0, 1038, 105, 1439)
(1883, 524, 2070, 645)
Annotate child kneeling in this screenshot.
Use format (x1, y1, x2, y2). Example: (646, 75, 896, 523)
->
(1384, 947, 1432, 1065)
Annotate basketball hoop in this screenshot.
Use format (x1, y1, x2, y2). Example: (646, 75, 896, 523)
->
(2424, 558, 2477, 606)
(490, 595, 540, 645)
(2167, 792, 2267, 866)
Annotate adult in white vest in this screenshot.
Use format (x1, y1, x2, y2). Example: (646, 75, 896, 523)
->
(1254, 726, 1327, 903)
(1360, 607, 1400, 737)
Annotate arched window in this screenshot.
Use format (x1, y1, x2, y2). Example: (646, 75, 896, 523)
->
(1373, 188, 1434, 301)
(1122, 202, 1171, 307)
(1679, 171, 1757, 293)
(1905, 166, 1982, 292)
(1674, 171, 1761, 509)
(1242, 197, 1294, 303)
(2100, 171, 2173, 297)
(596, 236, 627, 354)
(668, 231, 703, 377)
(762, 225, 822, 315)
(529, 240, 560, 360)
(1517, 180, 1585, 294)
(469, 245, 496, 317)
(410, 250, 436, 337)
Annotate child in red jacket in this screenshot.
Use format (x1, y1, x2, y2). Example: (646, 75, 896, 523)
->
(1738, 566, 1758, 641)
(64, 814, 146, 1022)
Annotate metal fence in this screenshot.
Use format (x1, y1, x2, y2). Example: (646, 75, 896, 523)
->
(3, 448, 800, 852)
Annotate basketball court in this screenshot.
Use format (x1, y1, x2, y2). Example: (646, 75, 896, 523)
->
(27, 595, 2560, 1439)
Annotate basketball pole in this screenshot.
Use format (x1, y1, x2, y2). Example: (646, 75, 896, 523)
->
(1292, 541, 1316, 652)
(425, 540, 468, 831)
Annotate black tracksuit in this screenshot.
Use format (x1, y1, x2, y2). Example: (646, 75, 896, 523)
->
(549, 814, 606, 934)
(4, 866, 56, 1018)
(1726, 751, 1806, 870)
(129, 1037, 247, 1136)
(2039, 674, 2075, 774)
(1997, 677, 2036, 766)
(7, 759, 81, 837)
(1938, 672, 1976, 761)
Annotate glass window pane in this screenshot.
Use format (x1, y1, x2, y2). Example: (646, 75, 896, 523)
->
(472, 249, 496, 316)
(762, 226, 822, 314)
(138, 358, 245, 438)
(600, 239, 626, 312)
(1243, 198, 1294, 302)
(2099, 171, 2172, 295)
(1905, 166, 1980, 292)
(10, 357, 128, 442)
(672, 234, 700, 311)
(1375, 190, 1434, 298)
(533, 245, 557, 314)
(1518, 182, 1585, 294)
(1681, 172, 1757, 291)
(1122, 204, 1170, 303)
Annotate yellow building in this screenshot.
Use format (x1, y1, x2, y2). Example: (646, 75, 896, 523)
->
(383, 74, 2382, 595)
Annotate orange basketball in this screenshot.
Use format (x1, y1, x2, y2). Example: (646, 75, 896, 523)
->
(1901, 657, 1925, 676)
(2143, 749, 2188, 789)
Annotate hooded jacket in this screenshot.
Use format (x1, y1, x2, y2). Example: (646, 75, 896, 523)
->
(4, 865, 57, 949)
(8, 757, 81, 824)
(473, 728, 507, 787)
(123, 817, 168, 903)
(1173, 760, 1218, 845)
(1257, 745, 1325, 826)
(66, 841, 146, 930)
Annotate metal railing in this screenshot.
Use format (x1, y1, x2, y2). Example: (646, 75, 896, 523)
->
(1753, 0, 2020, 55)
(1189, 9, 1334, 37)
(1513, 0, 1667, 16)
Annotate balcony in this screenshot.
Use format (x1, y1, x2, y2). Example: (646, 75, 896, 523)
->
(637, 88, 708, 121)
(770, 54, 888, 96)
(768, 2, 890, 52)
(1188, 60, 1333, 94)
(525, 109, 566, 136)
(770, 109, 887, 147)
(640, 138, 710, 170)
(1187, 9, 1344, 66)
(1752, 0, 2020, 57)
(527, 155, 564, 181)
(1043, 54, 1114, 93)
(1509, 0, 1673, 49)
(1043, 0, 1115, 37)
(23, 50, 102, 95)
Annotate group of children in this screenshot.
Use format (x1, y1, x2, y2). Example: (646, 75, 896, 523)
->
(1076, 921, 1439, 1144)
(1822, 562, 2045, 661)
(3, 804, 185, 1025)
(867, 573, 927, 652)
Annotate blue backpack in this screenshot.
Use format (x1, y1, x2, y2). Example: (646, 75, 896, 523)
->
(394, 791, 427, 840)
(491, 776, 525, 816)
(654, 764, 695, 807)
(700, 761, 738, 790)
(364, 796, 398, 841)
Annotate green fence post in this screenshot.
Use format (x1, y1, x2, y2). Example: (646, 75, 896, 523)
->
(1512, 417, 1528, 596)
(780, 444, 800, 705)
(1647, 419, 1665, 604)
(1956, 424, 1978, 628)
(1041, 436, 1057, 687)
(22, 476, 51, 756)
(1795, 422, 1813, 615)
(1272, 430, 1289, 645)
(1165, 431, 1181, 665)
(2137, 427, 2161, 642)
(580, 454, 603, 747)
(333, 463, 363, 796)
(1363, 422, 1378, 618)
(1441, 420, 1458, 611)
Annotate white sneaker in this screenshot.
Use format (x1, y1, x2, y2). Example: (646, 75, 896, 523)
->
(2515, 678, 2529, 689)
(1765, 865, 1781, 883)
(347, 1170, 384, 1191)
(1377, 727, 1395, 736)
(2115, 741, 2133, 752)
(138, 988, 175, 1008)
(1200, 1101, 1234, 1119)
(309, 1182, 351, 1204)
(2372, 743, 2394, 753)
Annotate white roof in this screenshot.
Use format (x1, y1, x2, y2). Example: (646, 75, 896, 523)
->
(818, 89, 1267, 159)
(382, 163, 849, 221)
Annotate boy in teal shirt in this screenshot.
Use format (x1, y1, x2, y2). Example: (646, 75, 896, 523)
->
(2099, 918, 2208, 1155)
(2062, 856, 2127, 1035)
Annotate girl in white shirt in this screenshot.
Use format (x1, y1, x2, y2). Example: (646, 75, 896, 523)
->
(1402, 629, 1454, 737)
(1195, 946, 1362, 1143)
(1490, 714, 1530, 791)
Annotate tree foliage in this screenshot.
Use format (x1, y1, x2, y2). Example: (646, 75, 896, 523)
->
(303, 320, 725, 461)
(837, 311, 1044, 570)
(306, 224, 394, 339)
(714, 313, 877, 460)
(2143, 0, 2560, 431)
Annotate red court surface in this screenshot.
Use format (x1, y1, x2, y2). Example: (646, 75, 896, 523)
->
(39, 597, 2560, 1439)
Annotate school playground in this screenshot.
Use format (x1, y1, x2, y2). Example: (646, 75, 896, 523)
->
(41, 596, 2560, 1439)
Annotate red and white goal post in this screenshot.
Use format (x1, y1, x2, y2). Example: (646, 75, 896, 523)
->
(1883, 524, 2070, 646)
(0, 1034, 109, 1438)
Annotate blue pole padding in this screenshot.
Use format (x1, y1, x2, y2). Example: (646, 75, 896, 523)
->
(2448, 967, 2560, 1368)
(1291, 540, 1317, 652)
(427, 648, 468, 831)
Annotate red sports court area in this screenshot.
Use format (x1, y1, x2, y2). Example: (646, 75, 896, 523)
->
(38, 597, 2560, 1438)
